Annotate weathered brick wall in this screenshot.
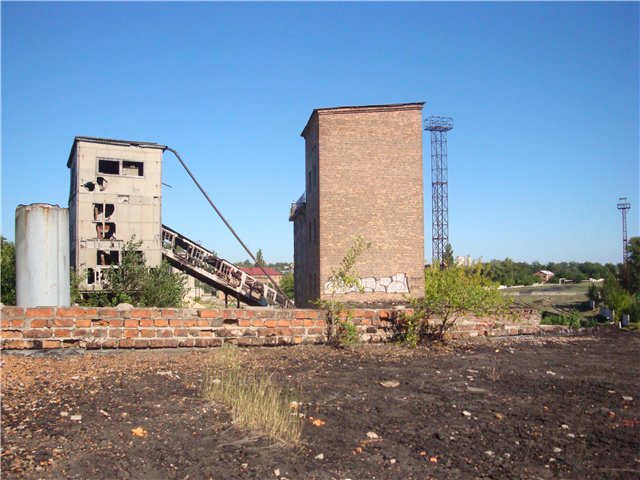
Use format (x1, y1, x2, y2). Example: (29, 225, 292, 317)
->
(294, 103, 425, 308)
(1, 306, 570, 350)
(317, 104, 425, 302)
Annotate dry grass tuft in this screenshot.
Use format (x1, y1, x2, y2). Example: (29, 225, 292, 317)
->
(201, 347, 304, 447)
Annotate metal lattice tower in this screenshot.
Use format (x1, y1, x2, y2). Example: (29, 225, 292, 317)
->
(425, 116, 453, 266)
(617, 197, 631, 263)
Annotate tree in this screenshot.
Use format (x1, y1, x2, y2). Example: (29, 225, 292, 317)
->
(443, 243, 454, 269)
(622, 237, 640, 294)
(1, 237, 16, 305)
(76, 238, 187, 307)
(316, 236, 371, 346)
(280, 272, 295, 300)
(400, 265, 511, 345)
(255, 249, 265, 267)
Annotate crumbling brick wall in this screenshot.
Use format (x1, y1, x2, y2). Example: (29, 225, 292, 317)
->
(0, 306, 569, 350)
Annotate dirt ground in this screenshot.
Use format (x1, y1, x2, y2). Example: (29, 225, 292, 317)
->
(2, 328, 639, 480)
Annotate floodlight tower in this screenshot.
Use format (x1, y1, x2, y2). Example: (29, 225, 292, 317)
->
(617, 197, 631, 263)
(425, 116, 453, 267)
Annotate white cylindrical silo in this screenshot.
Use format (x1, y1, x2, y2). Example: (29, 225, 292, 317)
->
(15, 204, 70, 307)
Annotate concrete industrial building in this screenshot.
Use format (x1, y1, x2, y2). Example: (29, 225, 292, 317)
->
(67, 136, 164, 290)
(290, 103, 425, 307)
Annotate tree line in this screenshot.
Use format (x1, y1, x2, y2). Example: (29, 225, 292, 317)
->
(480, 258, 618, 287)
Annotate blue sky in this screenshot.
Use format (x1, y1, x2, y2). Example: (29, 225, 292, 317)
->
(2, 1, 638, 265)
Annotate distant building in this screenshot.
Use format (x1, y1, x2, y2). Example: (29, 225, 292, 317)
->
(455, 255, 475, 267)
(290, 103, 425, 307)
(534, 270, 555, 283)
(239, 267, 283, 287)
(67, 136, 164, 290)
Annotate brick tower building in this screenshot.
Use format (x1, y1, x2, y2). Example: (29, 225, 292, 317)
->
(290, 103, 425, 307)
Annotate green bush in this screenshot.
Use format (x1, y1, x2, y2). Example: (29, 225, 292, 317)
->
(1, 236, 16, 305)
(74, 238, 187, 307)
(398, 265, 511, 346)
(540, 310, 586, 328)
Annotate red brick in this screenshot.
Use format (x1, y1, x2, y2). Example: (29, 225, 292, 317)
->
(265, 320, 277, 328)
(199, 309, 219, 318)
(245, 310, 255, 318)
(161, 338, 179, 348)
(1, 330, 21, 338)
(2, 307, 25, 318)
(161, 309, 176, 318)
(169, 319, 185, 327)
(178, 337, 196, 348)
(292, 336, 304, 344)
(276, 328, 293, 336)
(118, 338, 136, 348)
(76, 319, 91, 328)
(140, 329, 156, 338)
(56, 307, 85, 317)
(54, 329, 72, 338)
(92, 328, 108, 338)
(134, 339, 150, 348)
(238, 319, 251, 327)
(315, 320, 327, 327)
(10, 319, 24, 328)
(108, 329, 123, 338)
(185, 319, 197, 327)
(1, 319, 9, 328)
(124, 319, 138, 328)
(106, 319, 122, 327)
(24, 328, 53, 338)
(173, 328, 188, 337)
(124, 329, 138, 338)
(154, 319, 168, 327)
(139, 318, 154, 327)
(101, 339, 118, 348)
(251, 319, 265, 327)
(159, 329, 174, 338)
(295, 310, 309, 319)
(196, 319, 210, 327)
(30, 319, 48, 328)
(53, 318, 75, 327)
(1, 339, 33, 349)
(195, 338, 222, 348)
(97, 307, 117, 318)
(307, 327, 325, 335)
(131, 308, 151, 319)
(290, 319, 303, 327)
(303, 319, 314, 327)
(43, 340, 61, 349)
(91, 319, 109, 327)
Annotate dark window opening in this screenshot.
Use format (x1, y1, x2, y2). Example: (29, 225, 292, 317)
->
(96, 222, 116, 239)
(122, 161, 144, 176)
(93, 203, 115, 221)
(96, 176, 108, 191)
(98, 159, 120, 175)
(87, 268, 95, 284)
(97, 250, 120, 266)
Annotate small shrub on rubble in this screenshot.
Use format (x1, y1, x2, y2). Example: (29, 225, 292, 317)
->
(397, 264, 511, 346)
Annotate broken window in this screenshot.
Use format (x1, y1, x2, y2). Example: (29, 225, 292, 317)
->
(98, 159, 120, 175)
(96, 222, 116, 239)
(93, 203, 115, 221)
(97, 250, 120, 266)
(122, 161, 143, 177)
(97, 158, 144, 177)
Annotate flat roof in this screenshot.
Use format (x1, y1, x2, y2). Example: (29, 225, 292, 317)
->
(301, 102, 425, 137)
(67, 136, 166, 167)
